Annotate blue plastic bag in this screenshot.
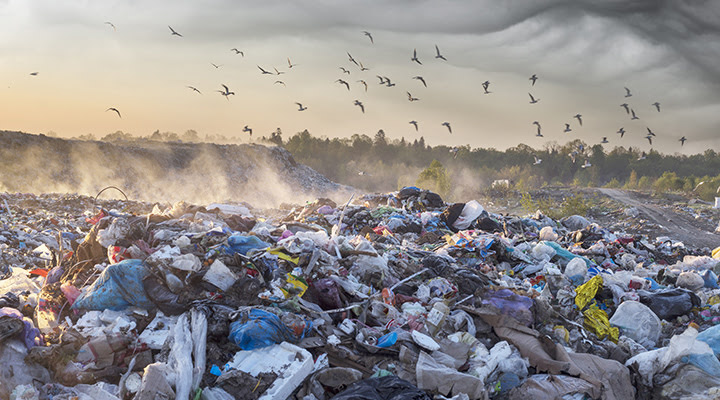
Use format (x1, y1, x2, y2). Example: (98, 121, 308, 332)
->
(227, 234, 269, 255)
(698, 324, 720, 357)
(229, 308, 312, 350)
(71, 259, 154, 311)
(682, 353, 720, 378)
(703, 270, 719, 289)
(542, 241, 593, 267)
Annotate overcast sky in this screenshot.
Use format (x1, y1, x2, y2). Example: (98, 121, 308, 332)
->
(2, 0, 719, 154)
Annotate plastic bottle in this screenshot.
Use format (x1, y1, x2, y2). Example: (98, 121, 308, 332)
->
(426, 302, 449, 336)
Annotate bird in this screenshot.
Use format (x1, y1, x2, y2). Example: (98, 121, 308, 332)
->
(533, 121, 541, 136)
(217, 84, 234, 99)
(601, 137, 609, 144)
(564, 123, 572, 133)
(363, 31, 374, 44)
(411, 49, 422, 65)
(274, 80, 286, 87)
(617, 127, 625, 138)
(413, 76, 427, 87)
(287, 58, 297, 68)
(357, 80, 368, 91)
(529, 93, 539, 104)
(383, 77, 395, 87)
(529, 74, 538, 86)
(645, 135, 653, 145)
(409, 121, 418, 131)
(339, 67, 350, 74)
(359, 61, 369, 71)
(646, 127, 656, 136)
(407, 92, 419, 101)
(630, 109, 639, 120)
(106, 107, 121, 118)
(450, 147, 459, 159)
(482, 81, 491, 94)
(273, 67, 284, 75)
(258, 65, 273, 75)
(620, 103, 630, 114)
(581, 160, 592, 168)
(569, 151, 578, 163)
(637, 151, 647, 160)
(168, 26, 182, 37)
(187, 86, 202, 94)
(295, 102, 307, 111)
(347, 52, 359, 66)
(624, 87, 632, 97)
(29, 72, 39, 76)
(353, 100, 364, 113)
(231, 48, 244, 56)
(243, 125, 252, 136)
(442, 122, 452, 134)
(573, 114, 583, 126)
(376, 75, 387, 84)
(211, 63, 222, 69)
(693, 181, 706, 192)
(104, 21, 116, 31)
(336, 79, 350, 90)
(679, 136, 687, 146)
(533, 156, 542, 165)
(358, 170, 372, 176)
(652, 102, 661, 112)
(434, 45, 447, 61)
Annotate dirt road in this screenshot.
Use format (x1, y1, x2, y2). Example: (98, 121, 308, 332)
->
(597, 188, 719, 249)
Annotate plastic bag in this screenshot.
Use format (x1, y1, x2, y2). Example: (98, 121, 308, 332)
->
(638, 288, 700, 320)
(583, 304, 619, 342)
(331, 375, 432, 400)
(482, 289, 533, 326)
(698, 324, 720, 357)
(564, 257, 587, 286)
(227, 234, 269, 255)
(228, 308, 312, 350)
(452, 200, 484, 230)
(71, 259, 154, 311)
(574, 275, 602, 310)
(609, 300, 661, 348)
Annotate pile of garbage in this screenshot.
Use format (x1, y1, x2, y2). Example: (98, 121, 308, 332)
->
(2, 187, 720, 400)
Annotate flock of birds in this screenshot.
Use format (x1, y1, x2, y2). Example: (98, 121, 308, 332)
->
(25, 22, 690, 170)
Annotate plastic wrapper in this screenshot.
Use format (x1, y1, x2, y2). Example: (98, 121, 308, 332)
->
(583, 304, 619, 342)
(574, 275, 602, 310)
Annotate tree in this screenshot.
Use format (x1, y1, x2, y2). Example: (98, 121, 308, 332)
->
(416, 160, 451, 197)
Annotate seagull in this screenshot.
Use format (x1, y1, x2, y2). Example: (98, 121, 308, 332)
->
(407, 91, 419, 101)
(450, 147, 459, 159)
(679, 136, 687, 146)
(29, 72, 39, 76)
(411, 49, 422, 65)
(529, 74, 538, 86)
(574, 114, 583, 126)
(258, 65, 273, 75)
(363, 31, 374, 44)
(231, 48, 244, 56)
(339, 67, 350, 74)
(287, 58, 297, 68)
(105, 21, 116, 31)
(533, 156, 542, 165)
(409, 120, 418, 131)
(358, 170, 372, 176)
(384, 77, 395, 87)
(187, 86, 202, 94)
(168, 26, 182, 37)
(357, 80, 368, 91)
(646, 127, 656, 136)
(638, 151, 647, 160)
(353, 100, 364, 113)
(624, 87, 632, 97)
(442, 122, 452, 134)
(529, 93, 539, 104)
(601, 137, 609, 144)
(106, 107, 121, 118)
(620, 103, 630, 114)
(652, 102, 661, 112)
(243, 126, 252, 136)
(359, 61, 369, 71)
(617, 127, 625, 138)
(376, 75, 387, 84)
(434, 45, 447, 61)
(413, 76, 427, 87)
(533, 121, 541, 136)
(564, 123, 572, 133)
(581, 160, 592, 168)
(347, 52, 359, 66)
(482, 81, 491, 94)
(569, 151, 578, 163)
(693, 181, 706, 192)
(271, 67, 282, 75)
(274, 80, 286, 87)
(295, 102, 307, 111)
(336, 79, 350, 90)
(217, 84, 234, 100)
(630, 109, 639, 120)
(645, 135, 653, 145)
(211, 63, 222, 69)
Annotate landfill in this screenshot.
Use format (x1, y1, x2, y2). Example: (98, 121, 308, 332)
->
(2, 188, 720, 400)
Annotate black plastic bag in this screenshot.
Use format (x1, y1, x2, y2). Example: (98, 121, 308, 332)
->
(331, 376, 432, 400)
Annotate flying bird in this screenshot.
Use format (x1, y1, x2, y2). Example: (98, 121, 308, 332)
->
(652, 102, 661, 112)
(533, 121, 541, 136)
(620, 103, 630, 114)
(336, 79, 350, 90)
(295, 102, 307, 111)
(104, 22, 116, 31)
(287, 58, 297, 68)
(413, 76, 427, 87)
(411, 49, 422, 65)
(442, 122, 452, 134)
(529, 74, 538, 86)
(407, 91, 419, 101)
(581, 160, 592, 168)
(339, 67, 350, 74)
(353, 100, 364, 113)
(106, 107, 121, 118)
(358, 171, 371, 176)
(450, 147, 459, 159)
(29, 72, 39, 76)
(409, 120, 418, 131)
(679, 136, 687, 146)
(187, 86, 202, 94)
(274, 80, 286, 87)
(573, 114, 583, 126)
(617, 127, 625, 138)
(601, 137, 609, 144)
(564, 123, 572, 133)
(569, 151, 578, 164)
(231, 48, 244, 56)
(211, 63, 222, 69)
(533, 156, 542, 165)
(363, 31, 374, 44)
(638, 151, 647, 161)
(217, 84, 234, 99)
(482, 81, 491, 94)
(434, 45, 446, 61)
(630, 109, 639, 120)
(359, 61, 369, 71)
(347, 52, 359, 66)
(645, 135, 653, 145)
(624, 87, 632, 97)
(376, 75, 387, 84)
(273, 67, 284, 75)
(257, 65, 273, 75)
(529, 93, 539, 104)
(357, 80, 368, 91)
(168, 26, 182, 37)
(646, 127, 656, 136)
(383, 77, 395, 87)
(243, 125, 252, 136)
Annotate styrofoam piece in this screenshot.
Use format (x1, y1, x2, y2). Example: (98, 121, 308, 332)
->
(412, 330, 441, 351)
(226, 341, 314, 400)
(202, 260, 238, 291)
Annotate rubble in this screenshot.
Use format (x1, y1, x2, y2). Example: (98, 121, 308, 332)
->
(2, 188, 720, 400)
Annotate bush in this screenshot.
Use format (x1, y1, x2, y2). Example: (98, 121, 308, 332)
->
(416, 160, 451, 198)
